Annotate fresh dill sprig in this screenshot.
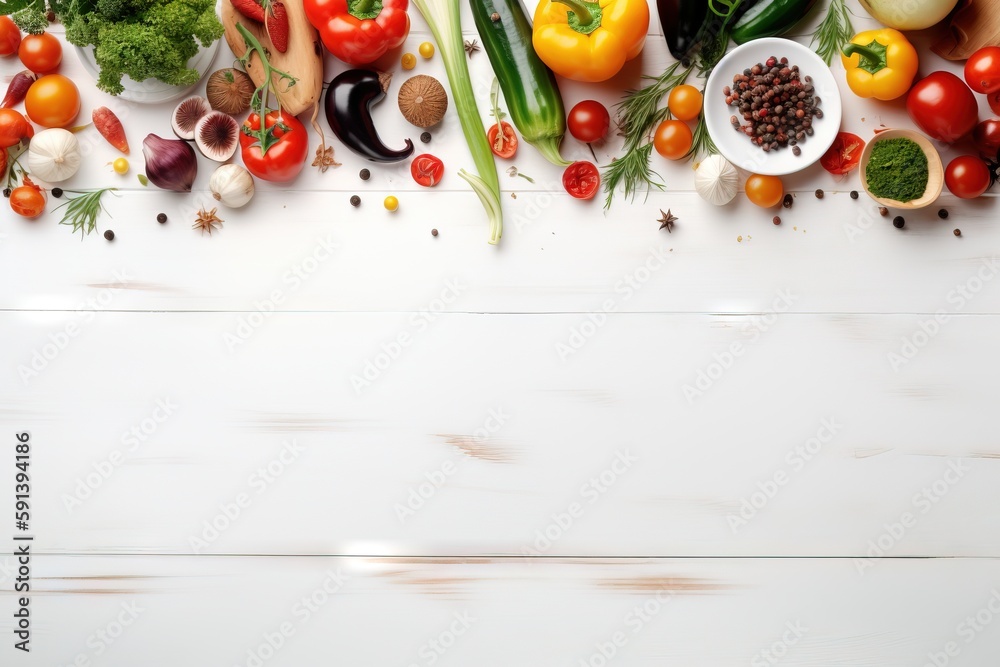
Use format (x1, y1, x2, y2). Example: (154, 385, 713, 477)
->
(54, 188, 118, 238)
(810, 0, 853, 65)
(602, 143, 663, 210)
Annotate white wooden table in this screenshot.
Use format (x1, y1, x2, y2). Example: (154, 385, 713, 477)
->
(3, 1, 1000, 664)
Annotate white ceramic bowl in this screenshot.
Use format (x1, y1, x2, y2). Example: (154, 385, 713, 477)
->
(704, 37, 843, 176)
(75, 40, 221, 104)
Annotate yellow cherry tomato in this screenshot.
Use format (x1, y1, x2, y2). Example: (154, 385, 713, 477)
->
(418, 42, 434, 59)
(653, 120, 692, 160)
(384, 195, 399, 211)
(668, 84, 703, 121)
(401, 53, 416, 70)
(112, 157, 129, 175)
(745, 174, 784, 208)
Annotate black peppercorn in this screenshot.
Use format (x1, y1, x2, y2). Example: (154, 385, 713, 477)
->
(104, 230, 115, 241)
(954, 229, 962, 237)
(359, 168, 371, 181)
(850, 190, 858, 199)
(815, 188, 824, 199)
(2, 188, 10, 198)
(772, 216, 781, 225)
(878, 206, 889, 217)
(782, 194, 793, 209)
(893, 216, 905, 229)
(420, 132, 431, 143)
(431, 229, 439, 236)
(350, 195, 361, 207)
(938, 209, 949, 219)
(52, 187, 63, 198)
(156, 213, 167, 223)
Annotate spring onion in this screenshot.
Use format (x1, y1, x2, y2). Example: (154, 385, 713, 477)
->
(410, 0, 503, 245)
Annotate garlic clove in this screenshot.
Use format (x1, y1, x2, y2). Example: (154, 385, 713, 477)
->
(209, 164, 255, 208)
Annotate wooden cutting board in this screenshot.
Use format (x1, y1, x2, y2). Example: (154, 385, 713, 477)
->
(933, 0, 1000, 60)
(220, 0, 324, 117)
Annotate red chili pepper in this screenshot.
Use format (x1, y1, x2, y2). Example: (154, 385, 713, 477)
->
(92, 106, 130, 154)
(2, 70, 35, 109)
(231, 0, 266, 22)
(304, 0, 410, 66)
(266, 0, 289, 53)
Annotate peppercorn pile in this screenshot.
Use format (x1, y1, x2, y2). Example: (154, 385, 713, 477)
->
(725, 56, 823, 155)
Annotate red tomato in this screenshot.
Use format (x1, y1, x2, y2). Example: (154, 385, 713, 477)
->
(410, 154, 444, 187)
(820, 132, 865, 175)
(487, 121, 517, 158)
(10, 177, 45, 218)
(965, 46, 1000, 95)
(945, 155, 991, 199)
(0, 16, 21, 57)
(906, 72, 978, 143)
(990, 90, 1000, 117)
(973, 119, 1000, 157)
(0, 108, 28, 147)
(24, 74, 80, 128)
(239, 111, 309, 183)
(562, 161, 600, 200)
(567, 100, 610, 143)
(18, 32, 61, 73)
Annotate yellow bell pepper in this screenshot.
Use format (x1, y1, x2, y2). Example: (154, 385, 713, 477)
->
(840, 29, 918, 101)
(532, 0, 649, 83)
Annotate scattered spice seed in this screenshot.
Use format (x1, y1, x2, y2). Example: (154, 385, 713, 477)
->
(850, 190, 858, 199)
(2, 188, 10, 198)
(893, 215, 905, 229)
(954, 229, 962, 237)
(657, 209, 678, 232)
(420, 131, 432, 143)
(52, 187, 63, 198)
(104, 230, 114, 240)
(815, 188, 824, 199)
(772, 216, 781, 225)
(464, 39, 480, 57)
(782, 194, 793, 208)
(432, 228, 439, 236)
(193, 207, 224, 234)
(350, 195, 361, 207)
(938, 208, 949, 219)
(359, 168, 371, 180)
(878, 206, 888, 217)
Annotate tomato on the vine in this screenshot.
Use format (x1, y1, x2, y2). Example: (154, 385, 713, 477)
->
(0, 108, 28, 147)
(945, 156, 991, 199)
(18, 32, 61, 73)
(745, 173, 783, 208)
(562, 161, 600, 200)
(667, 85, 703, 121)
(487, 121, 518, 158)
(820, 132, 865, 175)
(410, 154, 444, 187)
(567, 100, 610, 143)
(10, 177, 45, 218)
(0, 16, 21, 57)
(965, 46, 1000, 95)
(24, 74, 80, 128)
(653, 119, 692, 160)
(906, 71, 978, 143)
(239, 111, 309, 183)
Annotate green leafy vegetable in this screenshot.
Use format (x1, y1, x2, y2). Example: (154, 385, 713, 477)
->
(10, 7, 48, 34)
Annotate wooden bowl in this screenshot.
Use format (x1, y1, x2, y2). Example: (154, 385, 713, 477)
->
(859, 129, 944, 210)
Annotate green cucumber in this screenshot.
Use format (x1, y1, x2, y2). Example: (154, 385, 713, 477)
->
(731, 0, 819, 45)
(469, 0, 569, 166)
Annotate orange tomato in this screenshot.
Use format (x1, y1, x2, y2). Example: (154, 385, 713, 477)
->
(18, 32, 61, 73)
(25, 74, 80, 128)
(10, 180, 45, 218)
(668, 85, 703, 121)
(653, 120, 693, 160)
(745, 174, 784, 208)
(0, 108, 28, 147)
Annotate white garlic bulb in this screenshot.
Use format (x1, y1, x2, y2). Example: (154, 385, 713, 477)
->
(694, 154, 739, 206)
(209, 164, 254, 208)
(27, 128, 81, 183)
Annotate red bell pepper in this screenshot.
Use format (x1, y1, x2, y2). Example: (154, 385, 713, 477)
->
(304, 0, 410, 66)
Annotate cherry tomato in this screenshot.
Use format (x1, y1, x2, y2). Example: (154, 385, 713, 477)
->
(562, 160, 600, 200)
(24, 74, 80, 128)
(487, 121, 518, 158)
(906, 72, 978, 143)
(667, 84, 703, 121)
(973, 119, 1000, 157)
(0, 147, 7, 178)
(0, 108, 28, 147)
(990, 90, 1000, 117)
(745, 173, 783, 208)
(410, 154, 444, 187)
(653, 119, 693, 160)
(945, 155, 991, 199)
(239, 111, 309, 182)
(567, 100, 610, 143)
(820, 132, 865, 175)
(0, 16, 21, 57)
(18, 32, 61, 73)
(965, 46, 1000, 95)
(10, 178, 45, 218)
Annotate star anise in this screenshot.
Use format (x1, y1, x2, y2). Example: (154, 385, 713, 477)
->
(312, 145, 341, 173)
(464, 39, 480, 57)
(657, 209, 678, 232)
(193, 207, 223, 235)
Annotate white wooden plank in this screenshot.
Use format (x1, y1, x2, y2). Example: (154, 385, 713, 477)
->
(3, 310, 998, 556)
(1, 555, 998, 666)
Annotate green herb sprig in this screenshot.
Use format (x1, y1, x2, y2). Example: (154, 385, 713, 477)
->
(54, 188, 118, 238)
(810, 0, 854, 65)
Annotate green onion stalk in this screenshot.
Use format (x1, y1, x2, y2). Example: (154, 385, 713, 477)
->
(410, 0, 503, 245)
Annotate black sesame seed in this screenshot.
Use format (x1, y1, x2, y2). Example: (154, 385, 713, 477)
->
(156, 213, 167, 223)
(350, 195, 361, 207)
(51, 187, 63, 198)
(938, 208, 949, 219)
(359, 168, 371, 180)
(420, 132, 431, 143)
(893, 216, 905, 229)
(850, 190, 859, 200)
(103, 230, 114, 240)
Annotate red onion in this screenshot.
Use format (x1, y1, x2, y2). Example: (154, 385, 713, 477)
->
(2, 71, 36, 109)
(142, 134, 197, 192)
